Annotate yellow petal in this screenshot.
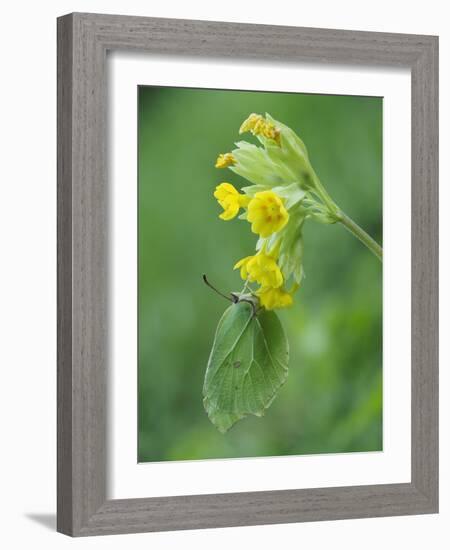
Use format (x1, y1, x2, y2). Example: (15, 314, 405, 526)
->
(246, 191, 289, 237)
(215, 153, 236, 168)
(214, 182, 238, 200)
(238, 194, 251, 208)
(257, 286, 293, 310)
(219, 201, 240, 220)
(239, 113, 263, 134)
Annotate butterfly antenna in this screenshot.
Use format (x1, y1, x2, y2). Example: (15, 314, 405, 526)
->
(202, 274, 233, 302)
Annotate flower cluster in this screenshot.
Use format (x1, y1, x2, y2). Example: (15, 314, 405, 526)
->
(213, 113, 340, 310)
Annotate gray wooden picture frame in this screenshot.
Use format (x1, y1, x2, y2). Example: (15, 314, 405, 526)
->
(57, 12, 439, 537)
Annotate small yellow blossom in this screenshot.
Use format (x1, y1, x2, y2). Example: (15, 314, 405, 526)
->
(239, 113, 281, 144)
(234, 252, 283, 288)
(215, 153, 236, 168)
(247, 191, 289, 237)
(256, 286, 294, 310)
(239, 113, 263, 134)
(214, 183, 250, 221)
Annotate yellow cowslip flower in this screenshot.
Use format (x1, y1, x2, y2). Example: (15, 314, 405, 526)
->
(256, 286, 294, 310)
(234, 252, 283, 289)
(214, 183, 250, 221)
(239, 113, 281, 145)
(247, 190, 289, 238)
(239, 113, 263, 134)
(215, 153, 236, 168)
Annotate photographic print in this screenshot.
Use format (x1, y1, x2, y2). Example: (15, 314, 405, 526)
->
(57, 15, 438, 535)
(138, 87, 382, 462)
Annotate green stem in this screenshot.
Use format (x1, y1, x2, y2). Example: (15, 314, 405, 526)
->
(338, 211, 383, 262)
(302, 170, 382, 262)
(311, 172, 340, 217)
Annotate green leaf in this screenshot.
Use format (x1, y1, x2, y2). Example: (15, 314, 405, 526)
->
(203, 302, 289, 433)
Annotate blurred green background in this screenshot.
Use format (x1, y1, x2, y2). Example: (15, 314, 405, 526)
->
(138, 86, 382, 462)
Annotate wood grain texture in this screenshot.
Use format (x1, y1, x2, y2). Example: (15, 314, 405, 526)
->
(57, 12, 439, 537)
(57, 13, 74, 535)
(410, 36, 439, 506)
